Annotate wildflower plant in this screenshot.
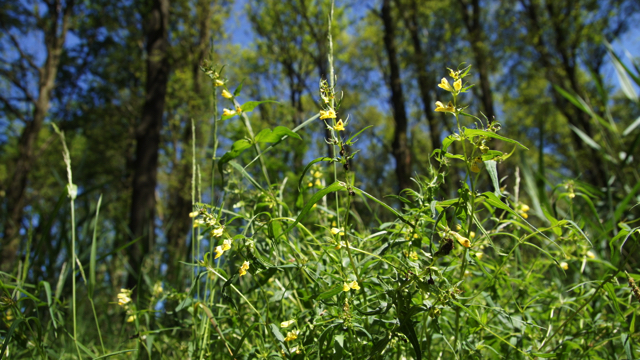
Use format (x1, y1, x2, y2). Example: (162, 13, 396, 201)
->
(3, 3, 639, 360)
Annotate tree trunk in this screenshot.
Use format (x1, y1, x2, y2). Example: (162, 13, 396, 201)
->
(1, 0, 73, 272)
(165, 0, 212, 287)
(400, 0, 441, 152)
(127, 0, 170, 289)
(381, 0, 412, 191)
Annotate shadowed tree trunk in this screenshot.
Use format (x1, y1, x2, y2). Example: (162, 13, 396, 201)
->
(127, 0, 170, 289)
(399, 0, 441, 152)
(380, 0, 412, 191)
(519, 0, 609, 188)
(165, 0, 213, 287)
(1, 0, 74, 272)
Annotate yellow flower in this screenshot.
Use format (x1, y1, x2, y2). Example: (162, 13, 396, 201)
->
(331, 227, 344, 236)
(342, 282, 351, 292)
(222, 239, 232, 251)
(284, 330, 298, 342)
(320, 109, 336, 119)
(126, 314, 136, 323)
(212, 227, 224, 237)
(152, 282, 163, 296)
(438, 77, 454, 91)
(434, 101, 455, 113)
(315, 179, 322, 187)
(469, 231, 476, 239)
(448, 68, 461, 79)
(221, 89, 233, 99)
(475, 252, 483, 260)
(333, 119, 345, 131)
(409, 251, 418, 261)
(451, 231, 471, 248)
(454, 79, 462, 91)
(470, 162, 480, 173)
(517, 203, 530, 219)
(239, 261, 250, 276)
(307, 182, 313, 187)
(189, 211, 199, 218)
(214, 246, 224, 259)
(222, 108, 235, 116)
(560, 262, 569, 270)
(586, 251, 595, 259)
(281, 319, 296, 328)
(214, 79, 224, 87)
(348, 280, 360, 290)
(117, 289, 132, 306)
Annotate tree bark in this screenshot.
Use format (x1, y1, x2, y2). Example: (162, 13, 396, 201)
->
(381, 0, 412, 191)
(165, 0, 212, 287)
(1, 0, 74, 272)
(127, 0, 170, 289)
(399, 0, 441, 153)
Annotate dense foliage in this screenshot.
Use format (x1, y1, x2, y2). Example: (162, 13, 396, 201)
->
(1, 0, 639, 359)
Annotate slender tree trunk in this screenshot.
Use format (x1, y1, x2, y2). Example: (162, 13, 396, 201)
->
(165, 0, 212, 286)
(381, 0, 412, 191)
(520, 0, 606, 188)
(127, 0, 170, 289)
(1, 0, 73, 272)
(400, 0, 441, 152)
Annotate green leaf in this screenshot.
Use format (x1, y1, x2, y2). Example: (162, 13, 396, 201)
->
(298, 157, 334, 191)
(269, 323, 285, 343)
(233, 78, 246, 97)
(609, 49, 638, 101)
(255, 126, 302, 143)
(317, 285, 343, 300)
(567, 124, 601, 151)
(218, 139, 253, 172)
(441, 134, 459, 152)
(284, 182, 345, 236)
(464, 129, 528, 149)
(89, 194, 102, 298)
(228, 161, 266, 193)
(622, 116, 640, 137)
(346, 125, 373, 144)
(240, 100, 279, 113)
(353, 186, 415, 228)
(399, 319, 421, 360)
(481, 192, 519, 218)
(484, 160, 502, 197)
(553, 85, 589, 113)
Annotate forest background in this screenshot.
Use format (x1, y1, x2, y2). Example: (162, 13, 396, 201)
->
(1, 0, 640, 359)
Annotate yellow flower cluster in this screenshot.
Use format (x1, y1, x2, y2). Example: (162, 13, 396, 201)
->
(214, 239, 233, 259)
(117, 289, 132, 306)
(517, 203, 530, 219)
(331, 227, 345, 236)
(239, 261, 250, 276)
(342, 280, 360, 292)
(438, 77, 462, 92)
(434, 101, 455, 113)
(319, 109, 336, 119)
(284, 330, 299, 342)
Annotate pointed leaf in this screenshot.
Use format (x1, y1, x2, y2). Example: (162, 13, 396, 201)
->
(568, 124, 601, 151)
(255, 126, 302, 143)
(464, 129, 528, 149)
(484, 160, 502, 197)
